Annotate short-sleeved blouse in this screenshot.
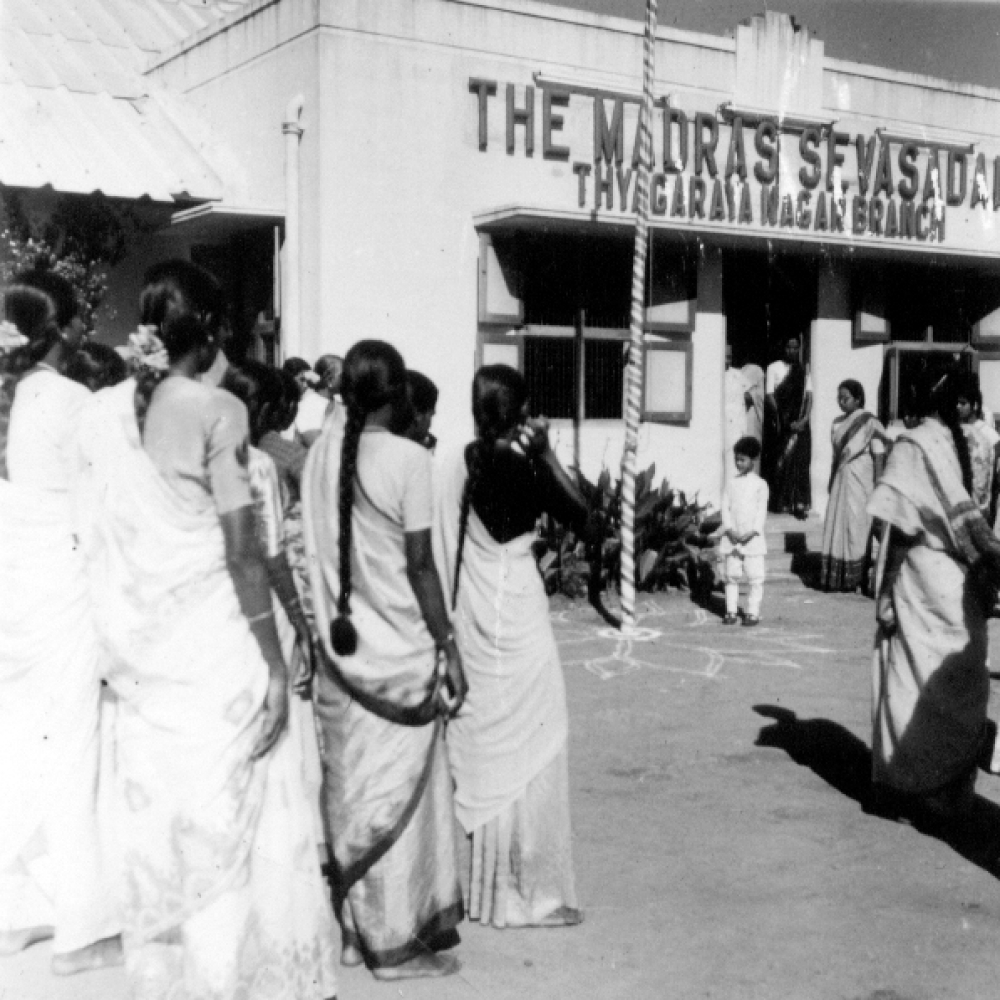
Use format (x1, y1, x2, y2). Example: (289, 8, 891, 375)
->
(142, 376, 252, 515)
(248, 446, 285, 559)
(342, 427, 434, 659)
(467, 446, 587, 544)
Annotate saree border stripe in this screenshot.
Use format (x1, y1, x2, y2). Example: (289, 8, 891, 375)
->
(336, 717, 444, 891)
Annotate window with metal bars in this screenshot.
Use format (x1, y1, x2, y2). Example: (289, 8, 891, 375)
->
(523, 337, 625, 419)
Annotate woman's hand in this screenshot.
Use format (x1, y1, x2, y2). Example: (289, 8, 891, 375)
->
(291, 621, 316, 697)
(252, 664, 289, 759)
(436, 641, 467, 718)
(514, 416, 551, 459)
(876, 588, 897, 636)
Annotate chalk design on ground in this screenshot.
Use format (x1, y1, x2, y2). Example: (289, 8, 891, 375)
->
(551, 598, 836, 680)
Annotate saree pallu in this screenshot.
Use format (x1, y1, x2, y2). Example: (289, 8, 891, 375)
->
(77, 383, 337, 1000)
(867, 419, 1000, 797)
(766, 364, 812, 514)
(436, 448, 578, 928)
(0, 482, 119, 953)
(302, 420, 462, 969)
(819, 410, 881, 592)
(963, 422, 995, 518)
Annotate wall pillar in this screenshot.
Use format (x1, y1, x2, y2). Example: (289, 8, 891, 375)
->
(694, 245, 726, 508)
(809, 259, 884, 515)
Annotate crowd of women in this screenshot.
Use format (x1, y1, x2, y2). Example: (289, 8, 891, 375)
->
(0, 259, 585, 999)
(9, 251, 1000, 997)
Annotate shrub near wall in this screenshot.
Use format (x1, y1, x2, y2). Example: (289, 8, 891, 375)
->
(535, 464, 720, 609)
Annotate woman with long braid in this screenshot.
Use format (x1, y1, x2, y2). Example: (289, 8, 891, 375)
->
(0, 269, 121, 973)
(437, 364, 587, 929)
(302, 339, 466, 980)
(76, 260, 337, 999)
(869, 367, 1000, 823)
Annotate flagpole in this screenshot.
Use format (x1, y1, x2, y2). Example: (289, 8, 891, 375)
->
(619, 0, 658, 633)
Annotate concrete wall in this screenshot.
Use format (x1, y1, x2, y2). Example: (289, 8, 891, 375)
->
(139, 0, 1000, 505)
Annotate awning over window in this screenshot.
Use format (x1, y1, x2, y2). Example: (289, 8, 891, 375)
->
(0, 0, 241, 203)
(0, 82, 224, 202)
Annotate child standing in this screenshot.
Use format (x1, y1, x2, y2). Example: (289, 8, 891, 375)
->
(719, 436, 769, 626)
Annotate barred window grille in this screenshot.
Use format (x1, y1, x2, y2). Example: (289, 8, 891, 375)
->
(584, 339, 626, 419)
(524, 338, 575, 419)
(523, 337, 624, 420)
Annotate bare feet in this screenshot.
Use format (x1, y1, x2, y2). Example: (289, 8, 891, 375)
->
(340, 942, 363, 967)
(372, 953, 461, 980)
(0, 926, 54, 956)
(51, 935, 124, 976)
(538, 905, 584, 927)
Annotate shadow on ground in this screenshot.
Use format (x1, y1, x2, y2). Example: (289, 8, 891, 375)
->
(784, 530, 822, 588)
(753, 704, 1000, 878)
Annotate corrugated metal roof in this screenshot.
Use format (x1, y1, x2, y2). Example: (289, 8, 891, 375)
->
(0, 0, 251, 202)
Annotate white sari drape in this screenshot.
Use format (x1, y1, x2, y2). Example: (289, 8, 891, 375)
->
(303, 418, 463, 968)
(436, 446, 579, 928)
(0, 366, 118, 954)
(77, 382, 336, 999)
(868, 418, 1000, 796)
(0, 482, 118, 951)
(436, 448, 568, 832)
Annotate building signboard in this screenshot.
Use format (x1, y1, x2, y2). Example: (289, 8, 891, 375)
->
(470, 78, 1000, 253)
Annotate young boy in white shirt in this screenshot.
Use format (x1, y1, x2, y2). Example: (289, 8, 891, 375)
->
(719, 436, 769, 626)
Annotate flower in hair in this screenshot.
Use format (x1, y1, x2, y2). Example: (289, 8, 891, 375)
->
(123, 325, 169, 372)
(0, 320, 28, 354)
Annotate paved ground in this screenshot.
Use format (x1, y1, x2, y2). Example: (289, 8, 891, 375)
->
(6, 567, 1000, 1000)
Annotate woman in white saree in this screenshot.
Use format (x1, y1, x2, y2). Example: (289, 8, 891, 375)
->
(222, 359, 326, 857)
(0, 270, 121, 973)
(438, 364, 586, 929)
(819, 380, 887, 593)
(77, 261, 337, 1000)
(303, 340, 466, 980)
(868, 370, 1000, 823)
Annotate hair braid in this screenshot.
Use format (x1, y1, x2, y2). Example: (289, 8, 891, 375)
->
(926, 370, 976, 497)
(452, 434, 494, 609)
(330, 404, 366, 656)
(944, 412, 975, 497)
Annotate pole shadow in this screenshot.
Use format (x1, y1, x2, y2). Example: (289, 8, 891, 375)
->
(753, 704, 1000, 878)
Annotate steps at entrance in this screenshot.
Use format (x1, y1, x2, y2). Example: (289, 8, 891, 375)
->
(762, 512, 825, 582)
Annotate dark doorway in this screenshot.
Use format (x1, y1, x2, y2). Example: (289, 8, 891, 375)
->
(723, 249, 818, 368)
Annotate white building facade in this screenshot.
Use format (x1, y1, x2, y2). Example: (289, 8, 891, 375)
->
(26, 0, 1000, 509)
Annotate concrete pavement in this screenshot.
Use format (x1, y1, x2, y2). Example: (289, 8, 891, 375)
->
(5, 572, 1000, 1000)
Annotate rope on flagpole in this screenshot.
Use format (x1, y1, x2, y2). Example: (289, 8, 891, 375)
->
(620, 0, 658, 636)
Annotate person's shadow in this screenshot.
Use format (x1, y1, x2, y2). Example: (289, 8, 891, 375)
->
(753, 705, 1000, 877)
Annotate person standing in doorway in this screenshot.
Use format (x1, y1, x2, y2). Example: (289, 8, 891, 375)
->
(724, 346, 753, 482)
(818, 380, 888, 593)
(955, 374, 999, 522)
(742, 363, 765, 448)
(765, 335, 812, 519)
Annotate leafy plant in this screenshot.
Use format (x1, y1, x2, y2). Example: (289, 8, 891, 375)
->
(536, 464, 720, 610)
(0, 190, 150, 330)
